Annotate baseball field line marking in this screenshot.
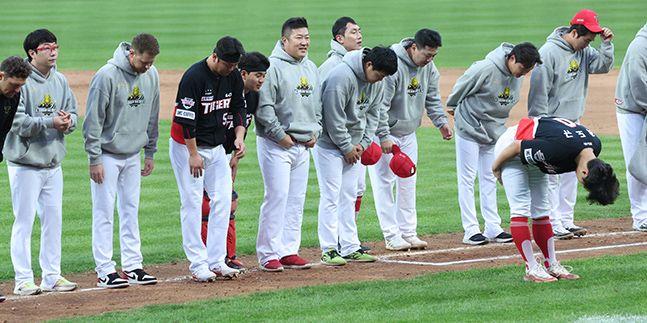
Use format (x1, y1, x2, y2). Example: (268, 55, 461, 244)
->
(379, 241, 647, 266)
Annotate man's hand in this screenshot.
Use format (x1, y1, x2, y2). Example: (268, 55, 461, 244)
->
(304, 136, 317, 148)
(189, 153, 204, 178)
(440, 123, 454, 140)
(600, 27, 614, 41)
(53, 110, 72, 132)
(278, 135, 295, 148)
(233, 138, 246, 159)
(380, 140, 393, 154)
(90, 164, 105, 184)
(493, 167, 502, 185)
(141, 158, 154, 177)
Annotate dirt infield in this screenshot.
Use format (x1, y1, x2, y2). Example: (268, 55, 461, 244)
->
(0, 69, 627, 322)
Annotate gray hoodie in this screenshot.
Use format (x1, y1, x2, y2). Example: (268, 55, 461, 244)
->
(375, 38, 447, 141)
(528, 27, 614, 122)
(317, 48, 383, 154)
(318, 39, 348, 79)
(3, 62, 78, 168)
(255, 40, 322, 143)
(615, 23, 647, 115)
(82, 42, 160, 166)
(448, 43, 523, 145)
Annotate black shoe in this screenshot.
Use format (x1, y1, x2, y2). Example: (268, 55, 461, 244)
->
(566, 226, 587, 237)
(97, 272, 129, 289)
(360, 245, 371, 253)
(123, 269, 157, 285)
(0, 294, 5, 302)
(489, 232, 513, 243)
(463, 233, 488, 245)
(225, 257, 246, 273)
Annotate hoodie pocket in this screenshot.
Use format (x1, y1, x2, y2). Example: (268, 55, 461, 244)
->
(104, 132, 149, 155)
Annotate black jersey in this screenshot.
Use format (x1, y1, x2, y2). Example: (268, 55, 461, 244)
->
(171, 58, 246, 147)
(223, 89, 258, 154)
(517, 117, 601, 174)
(0, 93, 20, 161)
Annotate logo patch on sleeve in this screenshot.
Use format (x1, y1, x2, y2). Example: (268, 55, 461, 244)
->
(181, 97, 195, 109)
(175, 109, 195, 120)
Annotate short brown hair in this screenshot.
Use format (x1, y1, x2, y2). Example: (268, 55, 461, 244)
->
(1, 55, 32, 79)
(132, 33, 160, 56)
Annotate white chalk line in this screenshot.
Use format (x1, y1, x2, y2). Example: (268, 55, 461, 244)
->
(5, 231, 645, 301)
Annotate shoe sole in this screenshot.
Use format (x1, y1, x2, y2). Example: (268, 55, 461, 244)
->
(259, 266, 284, 272)
(634, 227, 647, 232)
(126, 279, 158, 285)
(97, 283, 129, 289)
(321, 261, 346, 266)
(554, 234, 574, 240)
(463, 240, 488, 245)
(215, 273, 239, 279)
(41, 285, 79, 292)
(344, 258, 377, 262)
(488, 238, 513, 243)
(409, 244, 428, 249)
(385, 246, 411, 251)
(193, 276, 217, 282)
(568, 229, 587, 237)
(282, 264, 312, 269)
(524, 276, 558, 283)
(14, 289, 42, 296)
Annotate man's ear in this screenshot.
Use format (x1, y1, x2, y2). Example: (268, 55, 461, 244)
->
(335, 34, 344, 44)
(0, 71, 5, 82)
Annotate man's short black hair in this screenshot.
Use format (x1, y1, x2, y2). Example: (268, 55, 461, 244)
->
(568, 24, 600, 38)
(282, 17, 309, 38)
(507, 42, 543, 68)
(214, 36, 245, 63)
(582, 158, 620, 206)
(332, 17, 356, 39)
(1, 55, 32, 79)
(414, 28, 442, 49)
(23, 29, 57, 62)
(363, 46, 398, 76)
(238, 51, 270, 72)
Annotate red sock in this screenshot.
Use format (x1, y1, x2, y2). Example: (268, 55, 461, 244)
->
(510, 217, 535, 269)
(355, 195, 363, 220)
(531, 217, 554, 267)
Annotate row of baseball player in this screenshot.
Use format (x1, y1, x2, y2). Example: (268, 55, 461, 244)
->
(0, 9, 644, 299)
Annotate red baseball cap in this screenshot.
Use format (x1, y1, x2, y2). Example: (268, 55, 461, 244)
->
(571, 9, 602, 33)
(389, 145, 416, 178)
(361, 142, 382, 166)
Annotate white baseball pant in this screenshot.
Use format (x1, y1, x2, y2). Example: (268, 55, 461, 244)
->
(91, 152, 144, 277)
(8, 165, 64, 289)
(255, 136, 309, 265)
(169, 139, 231, 274)
(617, 112, 647, 228)
(455, 134, 503, 240)
(547, 172, 578, 230)
(312, 145, 362, 256)
(368, 132, 418, 241)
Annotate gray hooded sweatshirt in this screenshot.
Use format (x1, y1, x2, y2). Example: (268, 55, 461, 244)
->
(375, 38, 447, 142)
(528, 27, 614, 122)
(448, 43, 524, 145)
(318, 39, 348, 79)
(255, 40, 322, 143)
(82, 42, 160, 166)
(615, 23, 647, 115)
(317, 48, 384, 154)
(3, 62, 78, 168)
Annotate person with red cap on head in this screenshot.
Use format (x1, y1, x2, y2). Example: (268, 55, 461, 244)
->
(527, 9, 614, 240)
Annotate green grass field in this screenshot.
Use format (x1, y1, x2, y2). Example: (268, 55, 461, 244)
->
(1, 0, 646, 321)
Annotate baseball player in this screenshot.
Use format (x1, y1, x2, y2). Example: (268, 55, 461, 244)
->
(254, 17, 321, 272)
(0, 55, 31, 301)
(615, 22, 647, 232)
(200, 51, 270, 273)
(528, 9, 614, 239)
(5, 29, 79, 295)
(447, 42, 542, 245)
(492, 117, 619, 282)
(318, 16, 371, 253)
(315, 46, 398, 266)
(82, 33, 161, 288)
(369, 28, 453, 251)
(170, 36, 247, 282)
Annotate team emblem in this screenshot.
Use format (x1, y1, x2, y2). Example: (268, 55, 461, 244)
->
(497, 87, 514, 106)
(615, 98, 623, 106)
(294, 77, 314, 98)
(566, 60, 579, 79)
(127, 87, 145, 108)
(37, 94, 56, 115)
(4, 106, 11, 114)
(356, 91, 369, 110)
(406, 78, 422, 97)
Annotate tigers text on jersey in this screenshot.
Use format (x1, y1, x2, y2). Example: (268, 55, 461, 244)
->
(171, 58, 246, 147)
(516, 117, 601, 174)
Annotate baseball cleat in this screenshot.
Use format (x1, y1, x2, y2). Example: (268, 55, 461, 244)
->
(13, 281, 42, 295)
(192, 268, 217, 282)
(260, 259, 284, 272)
(280, 255, 312, 269)
(212, 264, 239, 278)
(97, 272, 129, 289)
(463, 233, 488, 245)
(123, 269, 157, 285)
(524, 263, 558, 283)
(553, 228, 574, 240)
(0, 294, 5, 302)
(385, 236, 411, 251)
(41, 277, 78, 292)
(226, 257, 246, 273)
(343, 249, 377, 262)
(634, 223, 647, 232)
(321, 249, 347, 266)
(488, 232, 513, 243)
(547, 261, 579, 280)
(403, 235, 428, 249)
(566, 226, 587, 237)
(360, 245, 371, 253)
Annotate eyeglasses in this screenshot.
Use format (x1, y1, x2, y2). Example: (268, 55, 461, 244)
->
(36, 45, 60, 52)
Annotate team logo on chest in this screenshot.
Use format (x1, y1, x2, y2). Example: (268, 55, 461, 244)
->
(127, 87, 145, 108)
(356, 91, 369, 110)
(497, 87, 514, 106)
(37, 94, 56, 115)
(4, 106, 11, 114)
(407, 78, 422, 97)
(294, 77, 314, 98)
(202, 92, 232, 114)
(566, 60, 580, 79)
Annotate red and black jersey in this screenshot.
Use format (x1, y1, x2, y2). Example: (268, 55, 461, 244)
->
(516, 117, 601, 174)
(0, 93, 20, 162)
(171, 58, 247, 147)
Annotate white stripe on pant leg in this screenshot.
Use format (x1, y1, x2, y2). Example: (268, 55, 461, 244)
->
(91, 154, 120, 277)
(37, 166, 64, 288)
(280, 145, 310, 258)
(116, 152, 144, 272)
